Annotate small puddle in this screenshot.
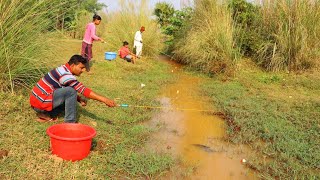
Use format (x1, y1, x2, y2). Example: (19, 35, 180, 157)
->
(146, 59, 256, 179)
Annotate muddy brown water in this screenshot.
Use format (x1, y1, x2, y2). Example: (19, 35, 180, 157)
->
(146, 59, 257, 179)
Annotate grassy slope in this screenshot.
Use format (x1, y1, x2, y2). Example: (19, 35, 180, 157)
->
(1, 36, 319, 179)
(201, 60, 320, 179)
(0, 40, 174, 179)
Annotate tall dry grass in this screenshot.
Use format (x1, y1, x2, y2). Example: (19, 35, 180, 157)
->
(255, 0, 320, 71)
(173, 0, 239, 75)
(103, 0, 164, 57)
(0, 0, 75, 92)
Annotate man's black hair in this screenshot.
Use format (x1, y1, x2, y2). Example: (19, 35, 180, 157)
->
(68, 55, 88, 65)
(123, 41, 129, 46)
(93, 14, 102, 21)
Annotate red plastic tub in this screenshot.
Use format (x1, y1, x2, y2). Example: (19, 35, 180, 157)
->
(46, 123, 96, 161)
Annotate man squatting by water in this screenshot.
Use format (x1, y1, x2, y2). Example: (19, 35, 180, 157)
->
(30, 55, 116, 123)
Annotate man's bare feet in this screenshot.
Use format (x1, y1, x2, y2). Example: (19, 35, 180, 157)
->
(36, 117, 58, 123)
(36, 112, 58, 122)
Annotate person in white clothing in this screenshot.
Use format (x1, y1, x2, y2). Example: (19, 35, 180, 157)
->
(133, 26, 145, 58)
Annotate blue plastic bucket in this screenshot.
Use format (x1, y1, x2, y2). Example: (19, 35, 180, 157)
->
(105, 52, 117, 60)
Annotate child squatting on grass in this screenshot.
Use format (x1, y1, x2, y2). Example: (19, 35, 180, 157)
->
(81, 14, 105, 72)
(29, 55, 116, 123)
(119, 41, 137, 64)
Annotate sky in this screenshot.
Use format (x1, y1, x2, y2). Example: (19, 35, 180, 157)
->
(99, 0, 258, 13)
(99, 0, 181, 12)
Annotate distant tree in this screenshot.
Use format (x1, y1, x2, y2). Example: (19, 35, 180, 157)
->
(154, 2, 192, 37)
(54, 0, 106, 33)
(154, 2, 193, 54)
(164, 7, 193, 37)
(79, 0, 107, 13)
(154, 2, 175, 27)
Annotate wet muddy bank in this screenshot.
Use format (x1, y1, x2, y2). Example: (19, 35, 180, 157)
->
(146, 58, 257, 179)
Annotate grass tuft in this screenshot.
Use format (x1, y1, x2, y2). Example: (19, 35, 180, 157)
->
(173, 0, 240, 75)
(0, 0, 76, 92)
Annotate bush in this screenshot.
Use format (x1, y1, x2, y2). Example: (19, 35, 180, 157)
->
(153, 2, 193, 55)
(173, 0, 240, 75)
(229, 0, 260, 56)
(253, 0, 320, 71)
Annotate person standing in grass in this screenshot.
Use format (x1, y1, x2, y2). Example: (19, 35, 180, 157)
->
(119, 41, 136, 64)
(29, 55, 116, 123)
(81, 14, 105, 72)
(133, 26, 145, 58)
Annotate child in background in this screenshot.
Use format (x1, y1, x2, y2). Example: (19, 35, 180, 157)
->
(81, 14, 105, 72)
(119, 41, 136, 64)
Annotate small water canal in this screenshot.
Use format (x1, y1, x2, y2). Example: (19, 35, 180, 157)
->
(146, 59, 256, 179)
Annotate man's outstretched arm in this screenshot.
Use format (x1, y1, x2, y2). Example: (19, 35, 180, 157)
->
(88, 91, 116, 107)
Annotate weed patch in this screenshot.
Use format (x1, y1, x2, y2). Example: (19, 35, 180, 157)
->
(201, 66, 320, 179)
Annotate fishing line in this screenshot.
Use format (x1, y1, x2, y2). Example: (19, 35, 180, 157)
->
(117, 104, 221, 114)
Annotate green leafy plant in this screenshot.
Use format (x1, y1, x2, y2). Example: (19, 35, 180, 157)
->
(153, 2, 193, 55)
(228, 0, 260, 56)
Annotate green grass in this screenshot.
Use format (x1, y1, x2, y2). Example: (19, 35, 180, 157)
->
(200, 60, 320, 179)
(0, 40, 174, 179)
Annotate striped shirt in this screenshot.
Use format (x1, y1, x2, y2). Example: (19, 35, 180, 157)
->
(30, 63, 92, 111)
